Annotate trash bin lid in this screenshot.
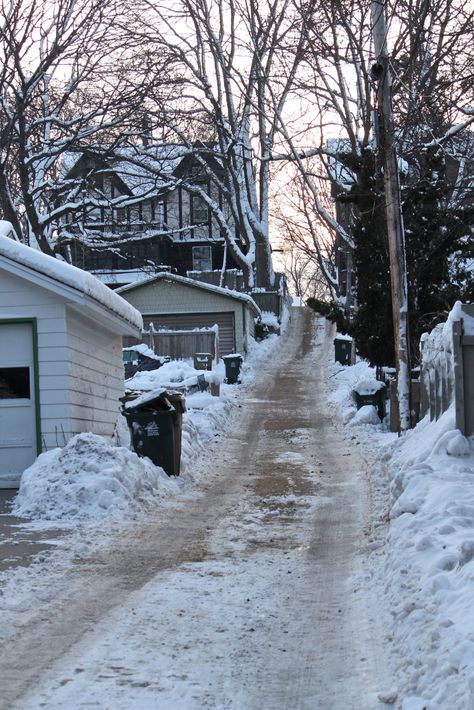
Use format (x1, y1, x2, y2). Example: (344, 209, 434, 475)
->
(122, 388, 172, 413)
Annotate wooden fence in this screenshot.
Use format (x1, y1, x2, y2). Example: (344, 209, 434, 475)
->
(420, 303, 474, 436)
(142, 326, 219, 362)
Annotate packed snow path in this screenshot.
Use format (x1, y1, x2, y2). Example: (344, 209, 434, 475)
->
(2, 309, 391, 709)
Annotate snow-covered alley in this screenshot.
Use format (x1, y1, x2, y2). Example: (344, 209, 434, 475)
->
(0, 309, 393, 709)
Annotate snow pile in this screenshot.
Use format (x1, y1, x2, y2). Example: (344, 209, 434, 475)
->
(259, 310, 280, 328)
(126, 358, 223, 392)
(384, 408, 474, 708)
(353, 378, 385, 396)
(352, 404, 381, 425)
(123, 343, 163, 360)
(13, 433, 176, 521)
(327, 359, 385, 427)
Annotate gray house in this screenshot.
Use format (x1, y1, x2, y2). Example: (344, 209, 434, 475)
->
(117, 272, 261, 356)
(0, 228, 142, 487)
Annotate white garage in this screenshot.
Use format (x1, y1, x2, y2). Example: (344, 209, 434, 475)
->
(0, 228, 142, 488)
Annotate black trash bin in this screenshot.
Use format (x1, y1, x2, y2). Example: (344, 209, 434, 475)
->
(122, 390, 186, 476)
(334, 336, 352, 365)
(353, 383, 387, 421)
(222, 354, 243, 384)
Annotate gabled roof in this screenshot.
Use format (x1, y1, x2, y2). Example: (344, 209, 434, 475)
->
(116, 272, 261, 316)
(61, 144, 218, 198)
(0, 232, 142, 334)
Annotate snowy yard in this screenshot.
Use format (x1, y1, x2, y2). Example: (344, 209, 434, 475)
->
(1, 308, 474, 709)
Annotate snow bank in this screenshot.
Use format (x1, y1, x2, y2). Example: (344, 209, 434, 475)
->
(351, 404, 381, 425)
(326, 322, 474, 708)
(259, 310, 280, 327)
(384, 408, 474, 707)
(327, 359, 386, 427)
(13, 433, 176, 521)
(126, 358, 223, 392)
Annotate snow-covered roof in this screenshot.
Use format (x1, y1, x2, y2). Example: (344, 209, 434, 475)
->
(0, 233, 142, 332)
(117, 272, 261, 315)
(0, 220, 17, 238)
(325, 138, 356, 191)
(61, 145, 195, 197)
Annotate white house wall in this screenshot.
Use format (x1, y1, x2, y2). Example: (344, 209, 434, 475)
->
(0, 269, 70, 450)
(66, 308, 124, 440)
(121, 279, 252, 353)
(0, 269, 126, 453)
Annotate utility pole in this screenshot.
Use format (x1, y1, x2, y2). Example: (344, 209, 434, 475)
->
(371, 0, 411, 433)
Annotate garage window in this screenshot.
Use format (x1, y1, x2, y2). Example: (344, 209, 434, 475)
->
(0, 367, 30, 399)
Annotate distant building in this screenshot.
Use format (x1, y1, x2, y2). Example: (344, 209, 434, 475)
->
(117, 272, 261, 356)
(57, 145, 244, 288)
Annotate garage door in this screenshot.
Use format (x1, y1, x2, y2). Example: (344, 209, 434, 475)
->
(0, 322, 38, 487)
(143, 312, 236, 355)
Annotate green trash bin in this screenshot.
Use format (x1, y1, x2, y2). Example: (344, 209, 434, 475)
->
(334, 336, 352, 365)
(122, 390, 186, 476)
(222, 354, 243, 384)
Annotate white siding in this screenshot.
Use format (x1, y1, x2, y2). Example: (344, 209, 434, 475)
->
(0, 270, 70, 450)
(66, 309, 124, 439)
(0, 268, 126, 454)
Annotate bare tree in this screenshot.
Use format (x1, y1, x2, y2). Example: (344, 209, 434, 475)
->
(273, 0, 474, 320)
(272, 164, 340, 298)
(273, 0, 474, 270)
(0, 0, 141, 255)
(122, 0, 313, 288)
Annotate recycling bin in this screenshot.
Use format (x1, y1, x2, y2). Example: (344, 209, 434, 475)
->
(222, 354, 243, 384)
(194, 353, 213, 371)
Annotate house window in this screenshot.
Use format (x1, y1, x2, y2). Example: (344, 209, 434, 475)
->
(157, 200, 165, 227)
(191, 193, 209, 224)
(192, 245, 212, 272)
(85, 205, 102, 225)
(114, 207, 129, 224)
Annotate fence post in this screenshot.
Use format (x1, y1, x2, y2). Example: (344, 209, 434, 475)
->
(429, 369, 436, 421)
(453, 320, 465, 435)
(462, 333, 474, 436)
